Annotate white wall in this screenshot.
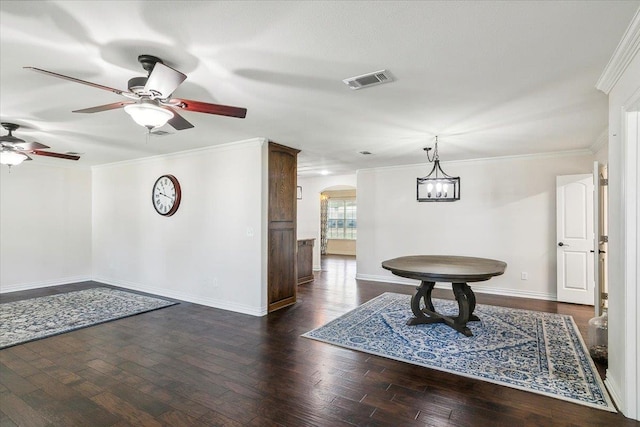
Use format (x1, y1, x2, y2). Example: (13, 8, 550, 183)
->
(92, 138, 267, 316)
(296, 174, 357, 269)
(356, 151, 595, 300)
(602, 36, 640, 419)
(0, 164, 92, 291)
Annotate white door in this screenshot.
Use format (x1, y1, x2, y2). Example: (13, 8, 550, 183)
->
(556, 174, 595, 305)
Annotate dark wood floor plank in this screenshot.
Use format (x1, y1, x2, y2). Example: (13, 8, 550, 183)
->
(0, 409, 19, 427)
(157, 409, 205, 427)
(136, 381, 212, 419)
(198, 408, 254, 427)
(90, 391, 163, 426)
(1, 355, 40, 378)
(25, 372, 79, 401)
(0, 363, 40, 396)
(0, 256, 635, 426)
(20, 388, 120, 427)
(0, 392, 53, 427)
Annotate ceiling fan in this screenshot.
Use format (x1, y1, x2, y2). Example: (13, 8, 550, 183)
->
(25, 54, 247, 131)
(0, 122, 80, 167)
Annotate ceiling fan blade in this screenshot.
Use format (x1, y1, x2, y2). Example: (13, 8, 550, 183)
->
(171, 98, 247, 118)
(8, 151, 33, 161)
(144, 62, 187, 99)
(73, 101, 135, 113)
(167, 110, 194, 130)
(14, 141, 50, 150)
(25, 67, 132, 97)
(31, 150, 80, 160)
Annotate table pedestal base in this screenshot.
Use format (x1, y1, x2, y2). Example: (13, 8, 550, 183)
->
(407, 281, 479, 337)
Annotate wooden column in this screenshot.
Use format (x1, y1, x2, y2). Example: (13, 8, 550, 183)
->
(267, 142, 300, 312)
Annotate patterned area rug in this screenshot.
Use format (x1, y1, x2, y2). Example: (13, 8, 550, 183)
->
(303, 292, 615, 412)
(0, 287, 177, 349)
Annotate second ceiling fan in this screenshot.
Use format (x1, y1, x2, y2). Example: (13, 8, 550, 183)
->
(26, 54, 247, 131)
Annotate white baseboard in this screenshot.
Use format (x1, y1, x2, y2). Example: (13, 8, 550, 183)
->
(604, 374, 624, 414)
(0, 276, 92, 294)
(355, 273, 557, 301)
(86, 276, 267, 317)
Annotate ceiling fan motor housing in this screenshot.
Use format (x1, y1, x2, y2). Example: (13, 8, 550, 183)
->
(0, 123, 25, 143)
(128, 76, 148, 94)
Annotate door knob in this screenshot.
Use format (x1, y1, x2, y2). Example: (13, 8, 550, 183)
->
(558, 242, 568, 247)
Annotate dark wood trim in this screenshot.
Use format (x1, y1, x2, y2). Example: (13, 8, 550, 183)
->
(297, 239, 315, 285)
(267, 141, 299, 312)
(268, 295, 297, 312)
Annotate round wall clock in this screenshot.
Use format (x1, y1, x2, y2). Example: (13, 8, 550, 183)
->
(152, 174, 181, 216)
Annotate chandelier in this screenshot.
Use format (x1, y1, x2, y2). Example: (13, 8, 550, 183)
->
(416, 136, 460, 202)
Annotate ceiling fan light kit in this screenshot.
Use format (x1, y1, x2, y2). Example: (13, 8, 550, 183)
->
(124, 100, 174, 130)
(416, 136, 460, 202)
(0, 150, 29, 166)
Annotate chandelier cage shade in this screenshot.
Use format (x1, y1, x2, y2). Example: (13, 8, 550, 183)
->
(416, 137, 460, 202)
(124, 101, 174, 129)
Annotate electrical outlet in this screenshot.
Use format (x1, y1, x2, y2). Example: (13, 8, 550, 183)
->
(521, 272, 528, 280)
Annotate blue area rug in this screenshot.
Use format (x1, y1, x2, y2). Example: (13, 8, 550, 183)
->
(302, 292, 615, 412)
(0, 287, 177, 349)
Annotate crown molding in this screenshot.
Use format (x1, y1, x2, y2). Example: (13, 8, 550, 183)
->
(91, 137, 266, 170)
(356, 148, 594, 175)
(596, 8, 640, 94)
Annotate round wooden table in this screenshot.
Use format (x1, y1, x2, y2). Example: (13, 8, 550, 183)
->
(381, 255, 507, 336)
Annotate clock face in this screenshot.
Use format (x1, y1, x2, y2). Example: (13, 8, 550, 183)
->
(152, 174, 181, 216)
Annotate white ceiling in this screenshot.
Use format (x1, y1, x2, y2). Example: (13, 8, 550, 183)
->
(1, 1, 638, 176)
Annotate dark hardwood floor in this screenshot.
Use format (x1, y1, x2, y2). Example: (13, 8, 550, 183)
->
(0, 255, 634, 426)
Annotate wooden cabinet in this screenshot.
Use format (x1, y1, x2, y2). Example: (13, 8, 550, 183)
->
(267, 142, 300, 312)
(297, 239, 315, 285)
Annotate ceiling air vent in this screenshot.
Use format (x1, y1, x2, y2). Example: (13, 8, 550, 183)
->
(343, 69, 394, 90)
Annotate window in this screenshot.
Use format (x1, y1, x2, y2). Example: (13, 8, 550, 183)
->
(327, 198, 357, 239)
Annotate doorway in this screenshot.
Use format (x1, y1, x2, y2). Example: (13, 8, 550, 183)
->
(320, 186, 357, 257)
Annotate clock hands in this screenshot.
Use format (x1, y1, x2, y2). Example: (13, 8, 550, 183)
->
(157, 191, 175, 201)
(159, 182, 175, 201)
